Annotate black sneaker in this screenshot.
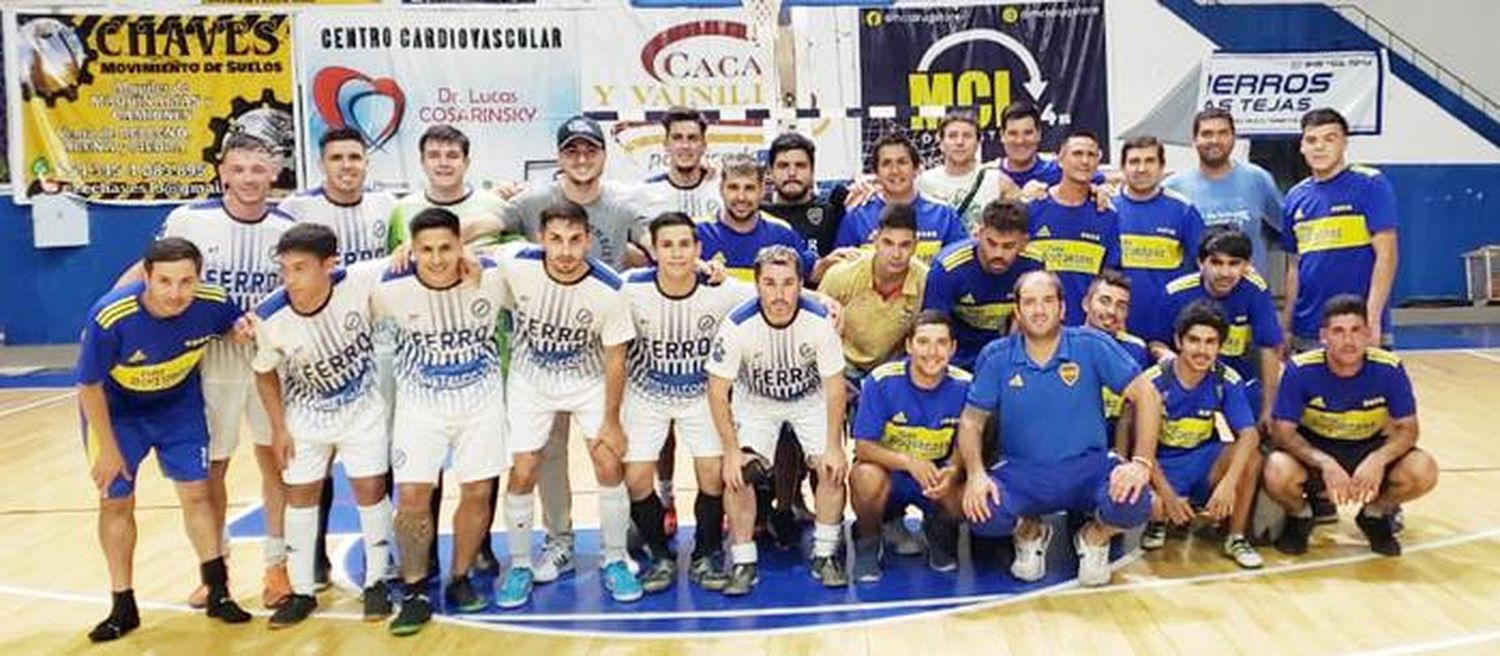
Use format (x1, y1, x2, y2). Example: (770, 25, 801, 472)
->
(722, 562, 758, 596)
(1356, 509, 1402, 556)
(923, 515, 960, 573)
(87, 613, 140, 643)
(810, 554, 848, 587)
(389, 592, 432, 637)
(639, 557, 677, 594)
(444, 577, 491, 613)
(206, 590, 252, 624)
(362, 581, 394, 621)
(689, 554, 729, 591)
(268, 594, 317, 629)
(1276, 515, 1316, 555)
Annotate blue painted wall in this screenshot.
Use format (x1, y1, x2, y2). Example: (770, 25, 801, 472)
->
(1382, 164, 1499, 303)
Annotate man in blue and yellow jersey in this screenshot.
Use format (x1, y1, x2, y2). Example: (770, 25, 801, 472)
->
(1153, 226, 1283, 425)
(78, 238, 252, 642)
(697, 154, 829, 283)
(923, 198, 1044, 370)
(1281, 108, 1399, 351)
(1264, 295, 1437, 557)
(835, 132, 967, 265)
(1115, 135, 1205, 337)
(1139, 301, 1264, 570)
(958, 271, 1161, 588)
(849, 312, 969, 583)
(1080, 271, 1152, 449)
(1025, 130, 1122, 327)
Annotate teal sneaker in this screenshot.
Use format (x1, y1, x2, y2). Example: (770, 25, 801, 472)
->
(602, 561, 644, 603)
(496, 567, 534, 610)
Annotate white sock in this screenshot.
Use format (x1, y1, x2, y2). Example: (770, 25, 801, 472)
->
(358, 499, 395, 586)
(813, 522, 842, 558)
(598, 483, 629, 565)
(505, 493, 535, 569)
(657, 479, 675, 508)
(284, 506, 318, 595)
(731, 541, 758, 565)
(264, 536, 286, 566)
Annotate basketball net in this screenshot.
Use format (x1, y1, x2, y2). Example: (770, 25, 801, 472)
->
(745, 0, 792, 138)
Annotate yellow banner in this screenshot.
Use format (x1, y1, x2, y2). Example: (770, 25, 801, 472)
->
(15, 12, 295, 202)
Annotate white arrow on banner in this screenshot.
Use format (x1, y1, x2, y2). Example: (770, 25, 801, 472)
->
(916, 28, 1048, 100)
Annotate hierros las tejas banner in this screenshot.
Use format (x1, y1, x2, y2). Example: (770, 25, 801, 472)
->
(857, 0, 1109, 167)
(295, 9, 579, 192)
(5, 12, 295, 203)
(1198, 51, 1384, 136)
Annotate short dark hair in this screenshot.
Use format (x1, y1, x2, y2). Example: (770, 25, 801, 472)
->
(648, 211, 697, 243)
(878, 202, 918, 235)
(219, 132, 275, 162)
(1088, 268, 1132, 296)
(1301, 108, 1349, 136)
(1120, 135, 1164, 165)
(419, 124, 470, 157)
(768, 132, 815, 167)
(1062, 128, 1101, 150)
(907, 309, 955, 342)
(661, 105, 707, 135)
(752, 244, 805, 281)
(869, 132, 921, 173)
(1175, 298, 1229, 342)
(938, 109, 979, 138)
(409, 207, 461, 240)
(276, 223, 339, 260)
(1192, 107, 1236, 137)
(539, 200, 589, 232)
(1320, 294, 1368, 326)
(319, 127, 365, 152)
(1000, 101, 1041, 131)
(978, 198, 1029, 235)
(1198, 224, 1254, 262)
(143, 237, 203, 273)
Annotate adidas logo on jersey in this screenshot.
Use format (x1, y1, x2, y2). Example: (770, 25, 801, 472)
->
(1008, 373, 1024, 387)
(1309, 396, 1326, 409)
(891, 412, 908, 424)
(127, 350, 148, 364)
(959, 293, 976, 304)
(1035, 226, 1052, 238)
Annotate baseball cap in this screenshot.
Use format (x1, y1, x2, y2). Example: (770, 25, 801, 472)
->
(557, 115, 606, 149)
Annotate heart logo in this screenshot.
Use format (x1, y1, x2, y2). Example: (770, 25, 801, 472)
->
(312, 66, 405, 150)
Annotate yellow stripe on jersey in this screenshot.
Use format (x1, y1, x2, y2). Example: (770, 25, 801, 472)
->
(881, 424, 955, 461)
(1366, 347, 1402, 367)
(1025, 239, 1106, 274)
(954, 302, 1014, 331)
(1350, 164, 1383, 178)
(1120, 234, 1185, 270)
(940, 246, 975, 271)
(1245, 271, 1269, 290)
(1103, 388, 1124, 420)
(1293, 214, 1373, 253)
(1161, 416, 1216, 449)
(96, 300, 141, 330)
(946, 365, 972, 381)
(1299, 406, 1390, 441)
(871, 361, 907, 380)
(195, 287, 228, 302)
(1292, 349, 1327, 367)
(1116, 331, 1146, 348)
(108, 346, 206, 393)
(1166, 272, 1202, 294)
(1223, 324, 1252, 357)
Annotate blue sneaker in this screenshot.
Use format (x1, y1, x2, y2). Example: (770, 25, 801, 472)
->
(602, 561, 643, 603)
(496, 567, 534, 610)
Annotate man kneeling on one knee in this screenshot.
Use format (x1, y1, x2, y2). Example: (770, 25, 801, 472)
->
(955, 270, 1162, 587)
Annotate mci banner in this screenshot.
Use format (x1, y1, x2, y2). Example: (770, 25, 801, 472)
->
(1198, 51, 1384, 136)
(7, 12, 295, 202)
(857, 0, 1108, 165)
(296, 9, 579, 191)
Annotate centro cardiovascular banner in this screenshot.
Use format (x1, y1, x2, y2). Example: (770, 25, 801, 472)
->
(295, 9, 579, 191)
(6, 11, 295, 202)
(1197, 50, 1384, 136)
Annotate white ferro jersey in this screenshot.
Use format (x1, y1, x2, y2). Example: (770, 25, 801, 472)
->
(277, 188, 398, 265)
(622, 268, 755, 406)
(643, 168, 723, 220)
(501, 244, 635, 398)
(371, 258, 507, 418)
(251, 261, 385, 439)
(706, 295, 845, 404)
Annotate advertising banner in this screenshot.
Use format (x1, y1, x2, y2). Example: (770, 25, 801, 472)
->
(1198, 50, 1384, 136)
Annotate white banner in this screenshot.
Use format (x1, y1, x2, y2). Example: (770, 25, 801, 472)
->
(1197, 50, 1384, 136)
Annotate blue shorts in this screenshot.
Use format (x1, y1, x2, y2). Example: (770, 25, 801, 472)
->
(84, 404, 210, 499)
(971, 449, 1152, 537)
(1159, 440, 1226, 507)
(884, 470, 936, 518)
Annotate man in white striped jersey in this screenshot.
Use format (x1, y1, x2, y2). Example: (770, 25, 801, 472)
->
(251, 224, 396, 628)
(707, 245, 851, 595)
(371, 209, 506, 636)
(495, 201, 640, 609)
(119, 132, 298, 608)
(641, 106, 723, 220)
(621, 212, 756, 593)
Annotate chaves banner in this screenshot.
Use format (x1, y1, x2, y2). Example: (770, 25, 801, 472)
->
(7, 11, 296, 202)
(295, 9, 580, 192)
(857, 0, 1109, 166)
(1198, 50, 1384, 136)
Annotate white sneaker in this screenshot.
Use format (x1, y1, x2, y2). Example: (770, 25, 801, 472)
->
(1009, 523, 1052, 582)
(1222, 534, 1264, 570)
(883, 518, 924, 556)
(1074, 531, 1112, 587)
(532, 535, 576, 584)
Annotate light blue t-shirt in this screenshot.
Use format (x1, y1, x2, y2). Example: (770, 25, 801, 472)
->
(1163, 161, 1283, 274)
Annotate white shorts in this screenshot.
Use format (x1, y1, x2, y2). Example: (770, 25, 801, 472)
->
(622, 392, 721, 462)
(202, 346, 270, 462)
(507, 377, 605, 454)
(391, 394, 508, 485)
(733, 395, 829, 463)
(282, 408, 389, 486)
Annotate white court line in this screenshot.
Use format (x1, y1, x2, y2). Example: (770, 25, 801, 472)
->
(1349, 629, 1500, 656)
(1463, 349, 1500, 365)
(0, 391, 74, 420)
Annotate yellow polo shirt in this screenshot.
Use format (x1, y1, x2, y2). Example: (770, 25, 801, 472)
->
(817, 251, 928, 373)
